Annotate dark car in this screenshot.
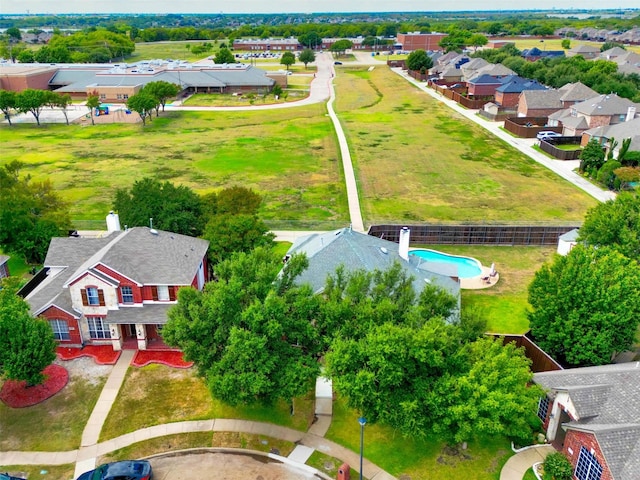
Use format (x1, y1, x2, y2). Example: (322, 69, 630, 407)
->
(76, 461, 152, 480)
(334, 61, 343, 65)
(1, 473, 25, 480)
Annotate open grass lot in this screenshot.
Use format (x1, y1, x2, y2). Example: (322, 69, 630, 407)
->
(326, 396, 512, 480)
(0, 106, 348, 229)
(0, 371, 107, 451)
(334, 67, 597, 224)
(182, 88, 307, 107)
(127, 41, 213, 62)
(509, 38, 640, 54)
(421, 245, 556, 334)
(99, 364, 314, 442)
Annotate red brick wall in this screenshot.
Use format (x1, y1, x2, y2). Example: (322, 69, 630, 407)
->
(469, 83, 500, 96)
(397, 34, 447, 51)
(39, 305, 82, 345)
(496, 91, 521, 108)
(563, 430, 614, 480)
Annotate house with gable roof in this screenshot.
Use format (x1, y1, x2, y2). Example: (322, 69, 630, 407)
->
(566, 44, 600, 59)
(548, 93, 640, 137)
(534, 363, 640, 480)
(285, 227, 461, 315)
(582, 116, 640, 152)
(22, 216, 209, 351)
(517, 82, 598, 118)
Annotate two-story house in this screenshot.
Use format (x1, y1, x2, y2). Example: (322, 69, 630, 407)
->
(23, 219, 209, 351)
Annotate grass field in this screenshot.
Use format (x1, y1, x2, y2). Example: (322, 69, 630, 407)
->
(0, 372, 107, 451)
(326, 396, 512, 480)
(334, 67, 597, 224)
(128, 41, 214, 62)
(99, 364, 315, 442)
(0, 106, 348, 230)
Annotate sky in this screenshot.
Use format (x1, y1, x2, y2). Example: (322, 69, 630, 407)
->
(0, 0, 638, 15)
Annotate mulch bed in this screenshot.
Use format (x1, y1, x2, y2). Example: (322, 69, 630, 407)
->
(56, 345, 121, 365)
(132, 350, 193, 369)
(0, 364, 69, 408)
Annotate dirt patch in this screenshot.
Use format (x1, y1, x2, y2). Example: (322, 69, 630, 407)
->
(55, 356, 112, 386)
(436, 444, 474, 466)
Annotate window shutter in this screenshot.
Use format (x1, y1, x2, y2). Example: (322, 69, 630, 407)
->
(98, 290, 105, 306)
(81, 289, 88, 306)
(169, 287, 176, 301)
(151, 286, 158, 301)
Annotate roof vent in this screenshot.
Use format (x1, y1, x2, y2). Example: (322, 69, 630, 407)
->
(150, 229, 159, 235)
(380, 247, 388, 254)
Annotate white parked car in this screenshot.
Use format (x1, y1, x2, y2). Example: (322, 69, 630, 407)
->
(537, 131, 562, 141)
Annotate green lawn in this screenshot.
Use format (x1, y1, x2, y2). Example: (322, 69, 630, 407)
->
(127, 41, 214, 62)
(0, 372, 107, 451)
(0, 464, 75, 480)
(0, 248, 32, 278)
(99, 364, 315, 442)
(334, 67, 597, 224)
(0, 107, 348, 230)
(422, 245, 556, 334)
(326, 396, 512, 480)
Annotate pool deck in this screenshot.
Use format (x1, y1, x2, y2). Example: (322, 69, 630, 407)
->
(461, 266, 500, 290)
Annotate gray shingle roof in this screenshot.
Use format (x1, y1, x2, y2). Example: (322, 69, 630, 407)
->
(0, 255, 9, 266)
(104, 303, 172, 324)
(573, 94, 638, 116)
(558, 82, 598, 103)
(286, 228, 460, 302)
(522, 89, 563, 109)
(534, 363, 640, 479)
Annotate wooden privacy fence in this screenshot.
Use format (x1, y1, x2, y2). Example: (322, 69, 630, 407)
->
(368, 224, 579, 246)
(491, 334, 563, 373)
(504, 117, 562, 138)
(539, 137, 583, 160)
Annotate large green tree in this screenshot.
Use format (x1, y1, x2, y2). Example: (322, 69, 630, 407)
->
(528, 244, 640, 366)
(579, 192, 640, 262)
(330, 39, 353, 57)
(15, 88, 49, 126)
(141, 80, 180, 114)
(164, 248, 318, 406)
(280, 51, 295, 70)
(86, 93, 100, 126)
(298, 48, 315, 68)
(113, 177, 203, 236)
(0, 277, 57, 386)
(126, 92, 158, 125)
(406, 49, 433, 72)
(201, 214, 275, 265)
(0, 161, 71, 263)
(214, 46, 235, 64)
(0, 89, 17, 126)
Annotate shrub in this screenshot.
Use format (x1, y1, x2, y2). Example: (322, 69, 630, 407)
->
(544, 452, 573, 480)
(596, 160, 621, 189)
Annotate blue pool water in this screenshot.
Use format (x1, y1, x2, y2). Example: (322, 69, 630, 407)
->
(409, 249, 482, 278)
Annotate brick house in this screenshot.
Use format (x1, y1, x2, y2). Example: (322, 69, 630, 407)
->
(494, 77, 547, 108)
(396, 32, 447, 52)
(23, 221, 209, 351)
(534, 363, 640, 480)
(517, 82, 598, 118)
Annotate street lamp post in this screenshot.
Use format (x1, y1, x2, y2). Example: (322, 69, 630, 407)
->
(358, 417, 367, 480)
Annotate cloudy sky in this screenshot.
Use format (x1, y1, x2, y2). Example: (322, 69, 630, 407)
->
(0, 0, 638, 15)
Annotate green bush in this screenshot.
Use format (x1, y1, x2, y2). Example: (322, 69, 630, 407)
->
(544, 452, 573, 480)
(596, 160, 621, 189)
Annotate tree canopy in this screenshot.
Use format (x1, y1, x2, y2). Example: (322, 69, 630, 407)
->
(406, 49, 434, 72)
(0, 89, 17, 126)
(0, 161, 71, 263)
(126, 92, 158, 125)
(141, 80, 180, 113)
(113, 177, 204, 236)
(280, 51, 295, 70)
(330, 39, 353, 56)
(528, 244, 640, 366)
(0, 277, 57, 385)
(579, 192, 640, 262)
(298, 48, 315, 68)
(214, 47, 235, 64)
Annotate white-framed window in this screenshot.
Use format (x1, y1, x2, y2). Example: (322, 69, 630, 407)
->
(157, 285, 170, 301)
(99, 94, 106, 100)
(86, 287, 100, 305)
(121, 286, 134, 304)
(116, 94, 123, 100)
(123, 94, 129, 100)
(575, 446, 603, 480)
(87, 317, 111, 339)
(49, 319, 70, 341)
(537, 396, 550, 421)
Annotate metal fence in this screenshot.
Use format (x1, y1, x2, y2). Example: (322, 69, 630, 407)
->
(368, 224, 579, 246)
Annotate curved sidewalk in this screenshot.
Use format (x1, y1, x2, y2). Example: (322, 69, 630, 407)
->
(500, 445, 555, 480)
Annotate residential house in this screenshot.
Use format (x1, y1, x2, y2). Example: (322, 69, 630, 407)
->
(551, 94, 640, 137)
(459, 57, 489, 81)
(494, 76, 547, 108)
(599, 46, 628, 61)
(430, 53, 470, 81)
(611, 51, 640, 76)
(566, 45, 600, 59)
(521, 47, 565, 62)
(0, 255, 9, 279)
(534, 363, 640, 480)
(516, 82, 598, 118)
(23, 216, 209, 351)
(582, 116, 640, 152)
(285, 227, 461, 315)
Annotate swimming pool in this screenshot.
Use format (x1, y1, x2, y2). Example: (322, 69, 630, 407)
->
(409, 249, 482, 279)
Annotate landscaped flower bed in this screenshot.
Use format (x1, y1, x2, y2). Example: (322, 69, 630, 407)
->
(0, 364, 69, 408)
